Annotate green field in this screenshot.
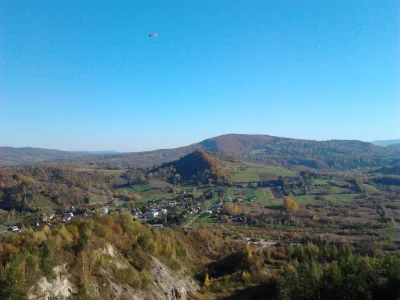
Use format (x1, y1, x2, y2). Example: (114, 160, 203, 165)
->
(361, 184, 381, 194)
(89, 194, 107, 204)
(330, 186, 342, 193)
(314, 179, 330, 185)
(291, 188, 305, 196)
(25, 195, 58, 213)
(193, 214, 221, 226)
(132, 184, 155, 192)
(116, 187, 136, 193)
(323, 194, 358, 203)
(262, 198, 283, 207)
(140, 193, 174, 202)
(294, 196, 321, 206)
(226, 162, 296, 182)
(291, 194, 360, 206)
(224, 187, 275, 205)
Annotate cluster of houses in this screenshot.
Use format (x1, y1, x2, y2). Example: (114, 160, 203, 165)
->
(140, 192, 206, 220)
(41, 212, 74, 226)
(181, 207, 200, 219)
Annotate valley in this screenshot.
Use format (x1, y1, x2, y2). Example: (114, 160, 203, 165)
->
(1, 145, 400, 299)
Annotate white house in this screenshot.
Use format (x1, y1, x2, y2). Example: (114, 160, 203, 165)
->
(101, 207, 109, 215)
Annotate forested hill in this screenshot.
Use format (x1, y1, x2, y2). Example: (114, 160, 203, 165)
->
(70, 134, 398, 170)
(2, 134, 399, 170)
(151, 149, 232, 183)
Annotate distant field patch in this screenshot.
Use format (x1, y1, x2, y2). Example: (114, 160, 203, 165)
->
(314, 179, 330, 185)
(259, 172, 279, 181)
(329, 186, 342, 193)
(270, 188, 283, 199)
(116, 187, 136, 193)
(89, 195, 107, 204)
(293, 196, 320, 206)
(141, 193, 174, 202)
(232, 167, 262, 182)
(362, 184, 381, 194)
(227, 162, 295, 182)
(132, 184, 155, 192)
(323, 194, 358, 203)
(76, 168, 127, 175)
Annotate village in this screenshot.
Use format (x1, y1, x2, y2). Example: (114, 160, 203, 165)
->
(2, 167, 382, 236)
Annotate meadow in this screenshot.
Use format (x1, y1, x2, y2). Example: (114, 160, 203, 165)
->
(225, 162, 296, 182)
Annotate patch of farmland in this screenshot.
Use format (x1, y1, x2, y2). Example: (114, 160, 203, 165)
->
(323, 194, 358, 203)
(270, 187, 282, 199)
(227, 162, 295, 183)
(361, 184, 381, 194)
(314, 179, 330, 185)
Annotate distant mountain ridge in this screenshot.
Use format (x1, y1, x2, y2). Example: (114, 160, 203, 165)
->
(0, 146, 119, 166)
(371, 139, 400, 147)
(1, 134, 399, 169)
(73, 134, 399, 170)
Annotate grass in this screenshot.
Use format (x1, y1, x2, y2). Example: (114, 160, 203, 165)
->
(253, 189, 275, 203)
(193, 215, 221, 226)
(323, 194, 359, 203)
(132, 184, 155, 192)
(262, 198, 283, 207)
(294, 196, 321, 206)
(361, 184, 381, 194)
(140, 193, 174, 202)
(89, 195, 107, 204)
(27, 195, 57, 213)
(314, 179, 330, 185)
(291, 194, 360, 206)
(292, 189, 305, 196)
(226, 162, 296, 182)
(116, 187, 136, 193)
(225, 188, 235, 199)
(330, 187, 342, 194)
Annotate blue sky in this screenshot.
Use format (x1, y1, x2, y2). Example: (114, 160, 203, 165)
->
(1, 0, 399, 151)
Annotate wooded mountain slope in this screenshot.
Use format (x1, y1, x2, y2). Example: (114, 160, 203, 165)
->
(75, 134, 399, 170)
(2, 134, 399, 170)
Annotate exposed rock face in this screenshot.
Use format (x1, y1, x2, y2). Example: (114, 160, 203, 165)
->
(28, 264, 76, 300)
(148, 256, 199, 300)
(97, 256, 199, 300)
(28, 244, 199, 300)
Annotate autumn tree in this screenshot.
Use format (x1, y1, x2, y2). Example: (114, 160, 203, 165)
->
(204, 273, 211, 288)
(223, 203, 239, 215)
(283, 196, 299, 213)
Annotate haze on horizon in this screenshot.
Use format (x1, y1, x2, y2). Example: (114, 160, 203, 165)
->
(1, 1, 399, 152)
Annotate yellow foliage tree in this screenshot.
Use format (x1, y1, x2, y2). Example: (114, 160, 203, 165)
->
(233, 203, 239, 215)
(204, 273, 211, 288)
(242, 270, 251, 283)
(223, 202, 239, 215)
(283, 196, 300, 213)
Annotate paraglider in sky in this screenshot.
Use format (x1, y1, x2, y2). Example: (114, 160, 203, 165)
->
(148, 33, 158, 38)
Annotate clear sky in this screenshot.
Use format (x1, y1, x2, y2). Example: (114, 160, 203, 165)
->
(1, 0, 399, 152)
